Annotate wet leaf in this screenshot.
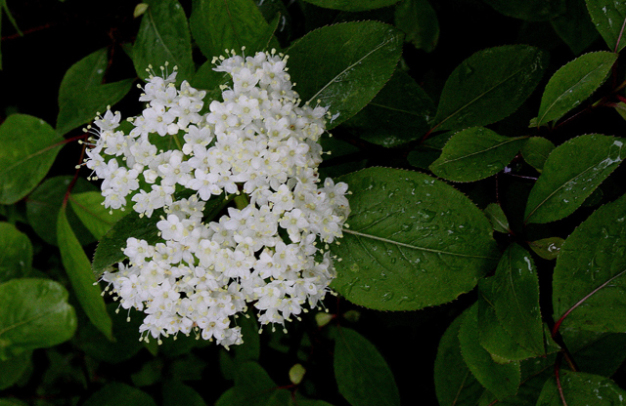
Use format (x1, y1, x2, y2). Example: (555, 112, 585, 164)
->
(133, 0, 194, 84)
(432, 45, 547, 132)
(0, 222, 32, 283)
(459, 305, 521, 400)
(484, 203, 510, 234)
(287, 21, 403, 130)
(0, 115, 62, 205)
(521, 137, 555, 172)
(0, 278, 77, 360)
(524, 134, 624, 224)
(528, 237, 564, 260)
(536, 51, 616, 126)
(430, 127, 526, 182)
(344, 69, 435, 147)
(69, 191, 127, 240)
(536, 370, 626, 405)
(586, 0, 626, 52)
(394, 0, 439, 52)
(552, 193, 626, 332)
(58, 208, 113, 340)
(561, 328, 626, 376)
(334, 327, 400, 406)
(434, 310, 485, 406)
(330, 167, 499, 311)
(56, 48, 134, 136)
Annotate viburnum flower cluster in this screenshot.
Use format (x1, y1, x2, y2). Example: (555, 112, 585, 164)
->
(84, 50, 350, 348)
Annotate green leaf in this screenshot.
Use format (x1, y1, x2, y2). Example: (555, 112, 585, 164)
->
(586, 0, 626, 52)
(133, 0, 194, 84)
(0, 222, 32, 283)
(0, 115, 62, 205)
(536, 52, 616, 126)
(482, 0, 566, 21)
(524, 134, 624, 224)
(521, 137, 555, 172)
(330, 167, 498, 310)
(83, 382, 157, 406)
(459, 305, 521, 400)
(0, 278, 77, 360)
(26, 176, 96, 246)
(536, 370, 626, 405)
(74, 303, 144, 364)
(407, 132, 452, 170)
(477, 280, 538, 362)
(287, 21, 403, 130)
(58, 208, 113, 340)
(215, 361, 290, 406)
(69, 191, 127, 240)
(190, 0, 275, 60)
(432, 45, 546, 132)
(430, 127, 526, 182)
(394, 0, 439, 52)
(334, 327, 400, 406)
(163, 381, 207, 406)
(434, 311, 485, 406)
(561, 328, 626, 376)
(301, 0, 399, 11)
(552, 193, 626, 332)
(487, 244, 544, 356)
(0, 399, 28, 406)
(344, 69, 435, 147)
(551, 0, 599, 55)
(0, 351, 31, 390)
(233, 312, 260, 362)
(56, 48, 134, 136)
(484, 203, 510, 234)
(189, 60, 230, 101)
(528, 237, 564, 260)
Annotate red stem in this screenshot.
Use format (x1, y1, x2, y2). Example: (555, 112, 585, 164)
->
(555, 360, 568, 406)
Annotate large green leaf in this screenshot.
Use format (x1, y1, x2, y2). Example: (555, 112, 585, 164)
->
(0, 278, 77, 360)
(190, 0, 275, 60)
(485, 244, 544, 356)
(586, 0, 626, 52)
(344, 69, 435, 148)
(215, 361, 291, 406)
(287, 21, 403, 130)
(430, 127, 526, 182)
(301, 0, 399, 11)
(431, 45, 546, 132)
(0, 222, 32, 283)
(26, 176, 96, 246)
(536, 52, 616, 126)
(394, 0, 439, 52)
(69, 191, 127, 240)
(56, 48, 134, 136)
(330, 167, 499, 311)
(133, 0, 194, 83)
(58, 208, 113, 340)
(334, 327, 400, 406)
(459, 305, 521, 400)
(552, 193, 626, 332)
(0, 115, 62, 205)
(536, 370, 626, 405)
(83, 382, 157, 406)
(482, 0, 566, 21)
(434, 311, 485, 406)
(561, 328, 626, 377)
(551, 0, 599, 55)
(524, 134, 624, 224)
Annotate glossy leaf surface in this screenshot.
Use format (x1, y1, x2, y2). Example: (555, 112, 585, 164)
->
(586, 0, 626, 52)
(524, 134, 624, 224)
(551, 0, 599, 54)
(0, 278, 76, 360)
(0, 115, 62, 205)
(430, 127, 526, 182)
(536, 51, 616, 126)
(69, 191, 127, 240)
(287, 21, 403, 129)
(331, 167, 499, 310)
(536, 370, 626, 405)
(484, 203, 510, 234)
(432, 45, 546, 132)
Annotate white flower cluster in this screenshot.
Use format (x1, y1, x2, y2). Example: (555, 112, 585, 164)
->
(84, 51, 350, 347)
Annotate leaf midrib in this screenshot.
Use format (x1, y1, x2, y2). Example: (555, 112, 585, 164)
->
(434, 136, 524, 166)
(0, 305, 63, 337)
